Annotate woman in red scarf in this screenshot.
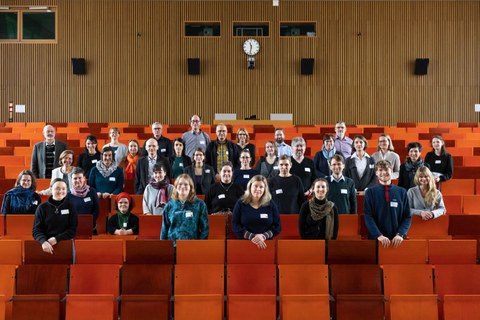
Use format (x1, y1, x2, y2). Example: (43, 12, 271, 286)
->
(120, 139, 140, 180)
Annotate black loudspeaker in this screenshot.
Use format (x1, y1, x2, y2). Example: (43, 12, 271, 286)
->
(71, 58, 86, 75)
(415, 58, 429, 75)
(301, 58, 314, 75)
(187, 58, 200, 75)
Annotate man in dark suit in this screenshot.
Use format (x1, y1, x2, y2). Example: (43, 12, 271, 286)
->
(30, 125, 68, 179)
(135, 138, 171, 194)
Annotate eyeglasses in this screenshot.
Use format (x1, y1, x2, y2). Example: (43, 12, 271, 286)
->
(153, 128, 162, 131)
(237, 133, 247, 136)
(191, 120, 200, 123)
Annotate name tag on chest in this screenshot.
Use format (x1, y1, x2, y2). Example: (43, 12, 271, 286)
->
(260, 213, 268, 219)
(84, 197, 91, 202)
(275, 189, 283, 194)
(185, 211, 193, 218)
(304, 168, 311, 172)
(161, 149, 166, 152)
(390, 201, 398, 208)
(218, 194, 226, 199)
(179, 163, 184, 167)
(109, 177, 116, 181)
(341, 189, 348, 194)
(435, 160, 441, 164)
(92, 160, 97, 164)
(61, 209, 69, 215)
(243, 174, 250, 179)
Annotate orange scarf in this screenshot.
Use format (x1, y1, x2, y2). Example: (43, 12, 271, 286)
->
(124, 154, 139, 180)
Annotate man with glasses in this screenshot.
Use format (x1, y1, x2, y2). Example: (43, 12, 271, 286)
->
(334, 121, 353, 159)
(182, 115, 210, 158)
(205, 124, 240, 173)
(141, 122, 173, 158)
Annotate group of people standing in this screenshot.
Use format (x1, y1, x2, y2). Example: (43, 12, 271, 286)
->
(1, 119, 453, 252)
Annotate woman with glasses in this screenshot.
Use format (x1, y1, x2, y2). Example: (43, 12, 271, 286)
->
(236, 128, 256, 167)
(233, 149, 259, 191)
(372, 134, 401, 179)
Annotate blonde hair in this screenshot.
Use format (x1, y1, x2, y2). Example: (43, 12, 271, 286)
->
(171, 174, 196, 202)
(236, 128, 250, 143)
(241, 175, 272, 207)
(58, 150, 75, 166)
(414, 166, 438, 207)
(378, 133, 394, 151)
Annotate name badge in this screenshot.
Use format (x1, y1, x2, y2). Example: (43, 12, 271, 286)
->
(109, 177, 116, 181)
(273, 166, 279, 170)
(123, 222, 128, 228)
(179, 163, 184, 167)
(243, 174, 250, 179)
(205, 169, 211, 173)
(435, 160, 441, 164)
(61, 209, 69, 215)
(33, 200, 38, 205)
(218, 194, 226, 199)
(390, 201, 398, 208)
(305, 167, 311, 172)
(226, 151, 229, 155)
(369, 164, 375, 169)
(260, 213, 268, 219)
(185, 211, 193, 218)
(341, 189, 348, 194)
(276, 189, 283, 194)
(84, 197, 91, 202)
(92, 160, 97, 164)
(161, 148, 166, 152)
(200, 141, 206, 145)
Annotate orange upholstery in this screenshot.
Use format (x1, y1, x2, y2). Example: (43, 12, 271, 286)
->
(277, 239, 325, 264)
(428, 239, 477, 264)
(66, 294, 115, 320)
(389, 295, 438, 320)
(378, 239, 428, 264)
(74, 239, 123, 264)
(407, 215, 450, 239)
(443, 295, 480, 320)
(327, 240, 376, 264)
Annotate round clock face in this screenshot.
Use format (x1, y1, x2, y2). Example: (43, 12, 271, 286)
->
(243, 39, 260, 56)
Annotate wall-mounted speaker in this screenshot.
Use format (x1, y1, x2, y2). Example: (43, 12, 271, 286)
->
(71, 58, 86, 75)
(301, 58, 314, 75)
(188, 58, 200, 75)
(415, 58, 429, 75)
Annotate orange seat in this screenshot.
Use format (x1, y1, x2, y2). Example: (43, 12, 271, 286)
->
(0, 265, 17, 320)
(407, 215, 450, 239)
(389, 295, 438, 320)
(4, 215, 35, 239)
(69, 264, 121, 296)
(378, 239, 428, 264)
(0, 239, 22, 265)
(337, 215, 361, 240)
(137, 215, 163, 239)
(208, 214, 229, 239)
(277, 239, 325, 264)
(278, 264, 330, 320)
(448, 215, 480, 237)
(24, 239, 73, 264)
(66, 294, 115, 320)
(278, 214, 300, 239)
(124, 240, 174, 264)
(327, 240, 377, 264)
(462, 195, 480, 214)
(12, 294, 60, 320)
(176, 239, 224, 264)
(442, 195, 462, 214)
(74, 239, 123, 264)
(442, 179, 475, 196)
(443, 295, 480, 320)
(428, 239, 477, 264)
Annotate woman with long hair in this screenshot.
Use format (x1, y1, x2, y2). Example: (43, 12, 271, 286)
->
(407, 166, 446, 220)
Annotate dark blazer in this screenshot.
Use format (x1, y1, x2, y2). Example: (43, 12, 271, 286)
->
(134, 155, 171, 194)
(344, 155, 377, 192)
(205, 139, 240, 172)
(184, 164, 215, 195)
(30, 140, 68, 178)
(141, 136, 173, 158)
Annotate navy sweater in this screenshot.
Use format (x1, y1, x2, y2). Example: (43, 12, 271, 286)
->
(364, 184, 412, 239)
(232, 200, 281, 240)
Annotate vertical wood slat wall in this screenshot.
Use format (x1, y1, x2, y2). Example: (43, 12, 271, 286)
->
(1, 0, 479, 125)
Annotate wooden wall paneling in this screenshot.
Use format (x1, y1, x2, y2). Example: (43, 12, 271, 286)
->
(0, 0, 479, 125)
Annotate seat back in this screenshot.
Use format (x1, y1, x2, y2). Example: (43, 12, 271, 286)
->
(74, 239, 123, 264)
(24, 240, 73, 264)
(428, 239, 477, 264)
(124, 240, 174, 264)
(330, 264, 382, 296)
(327, 240, 377, 264)
(69, 264, 121, 296)
(277, 239, 325, 264)
(378, 239, 428, 264)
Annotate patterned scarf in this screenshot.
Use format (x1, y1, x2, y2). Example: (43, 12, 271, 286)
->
(70, 184, 90, 198)
(96, 160, 118, 178)
(308, 198, 335, 240)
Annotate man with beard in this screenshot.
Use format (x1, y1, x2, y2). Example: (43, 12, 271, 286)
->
(31, 124, 68, 179)
(274, 128, 293, 157)
(205, 123, 240, 173)
(290, 137, 316, 196)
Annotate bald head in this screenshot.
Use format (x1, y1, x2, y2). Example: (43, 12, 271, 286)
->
(146, 138, 159, 158)
(216, 124, 228, 142)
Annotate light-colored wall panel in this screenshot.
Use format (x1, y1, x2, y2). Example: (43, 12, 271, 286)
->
(1, 0, 479, 125)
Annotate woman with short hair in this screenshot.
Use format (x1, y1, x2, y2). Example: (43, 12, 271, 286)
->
(120, 139, 140, 181)
(88, 147, 124, 199)
(236, 128, 256, 166)
(103, 127, 128, 165)
(107, 192, 139, 235)
(371, 133, 401, 179)
(143, 163, 174, 215)
(205, 161, 244, 214)
(344, 135, 377, 195)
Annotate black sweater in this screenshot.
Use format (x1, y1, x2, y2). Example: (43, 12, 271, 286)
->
(32, 197, 78, 244)
(205, 182, 244, 214)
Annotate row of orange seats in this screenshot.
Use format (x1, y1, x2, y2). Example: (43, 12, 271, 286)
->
(0, 239, 479, 319)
